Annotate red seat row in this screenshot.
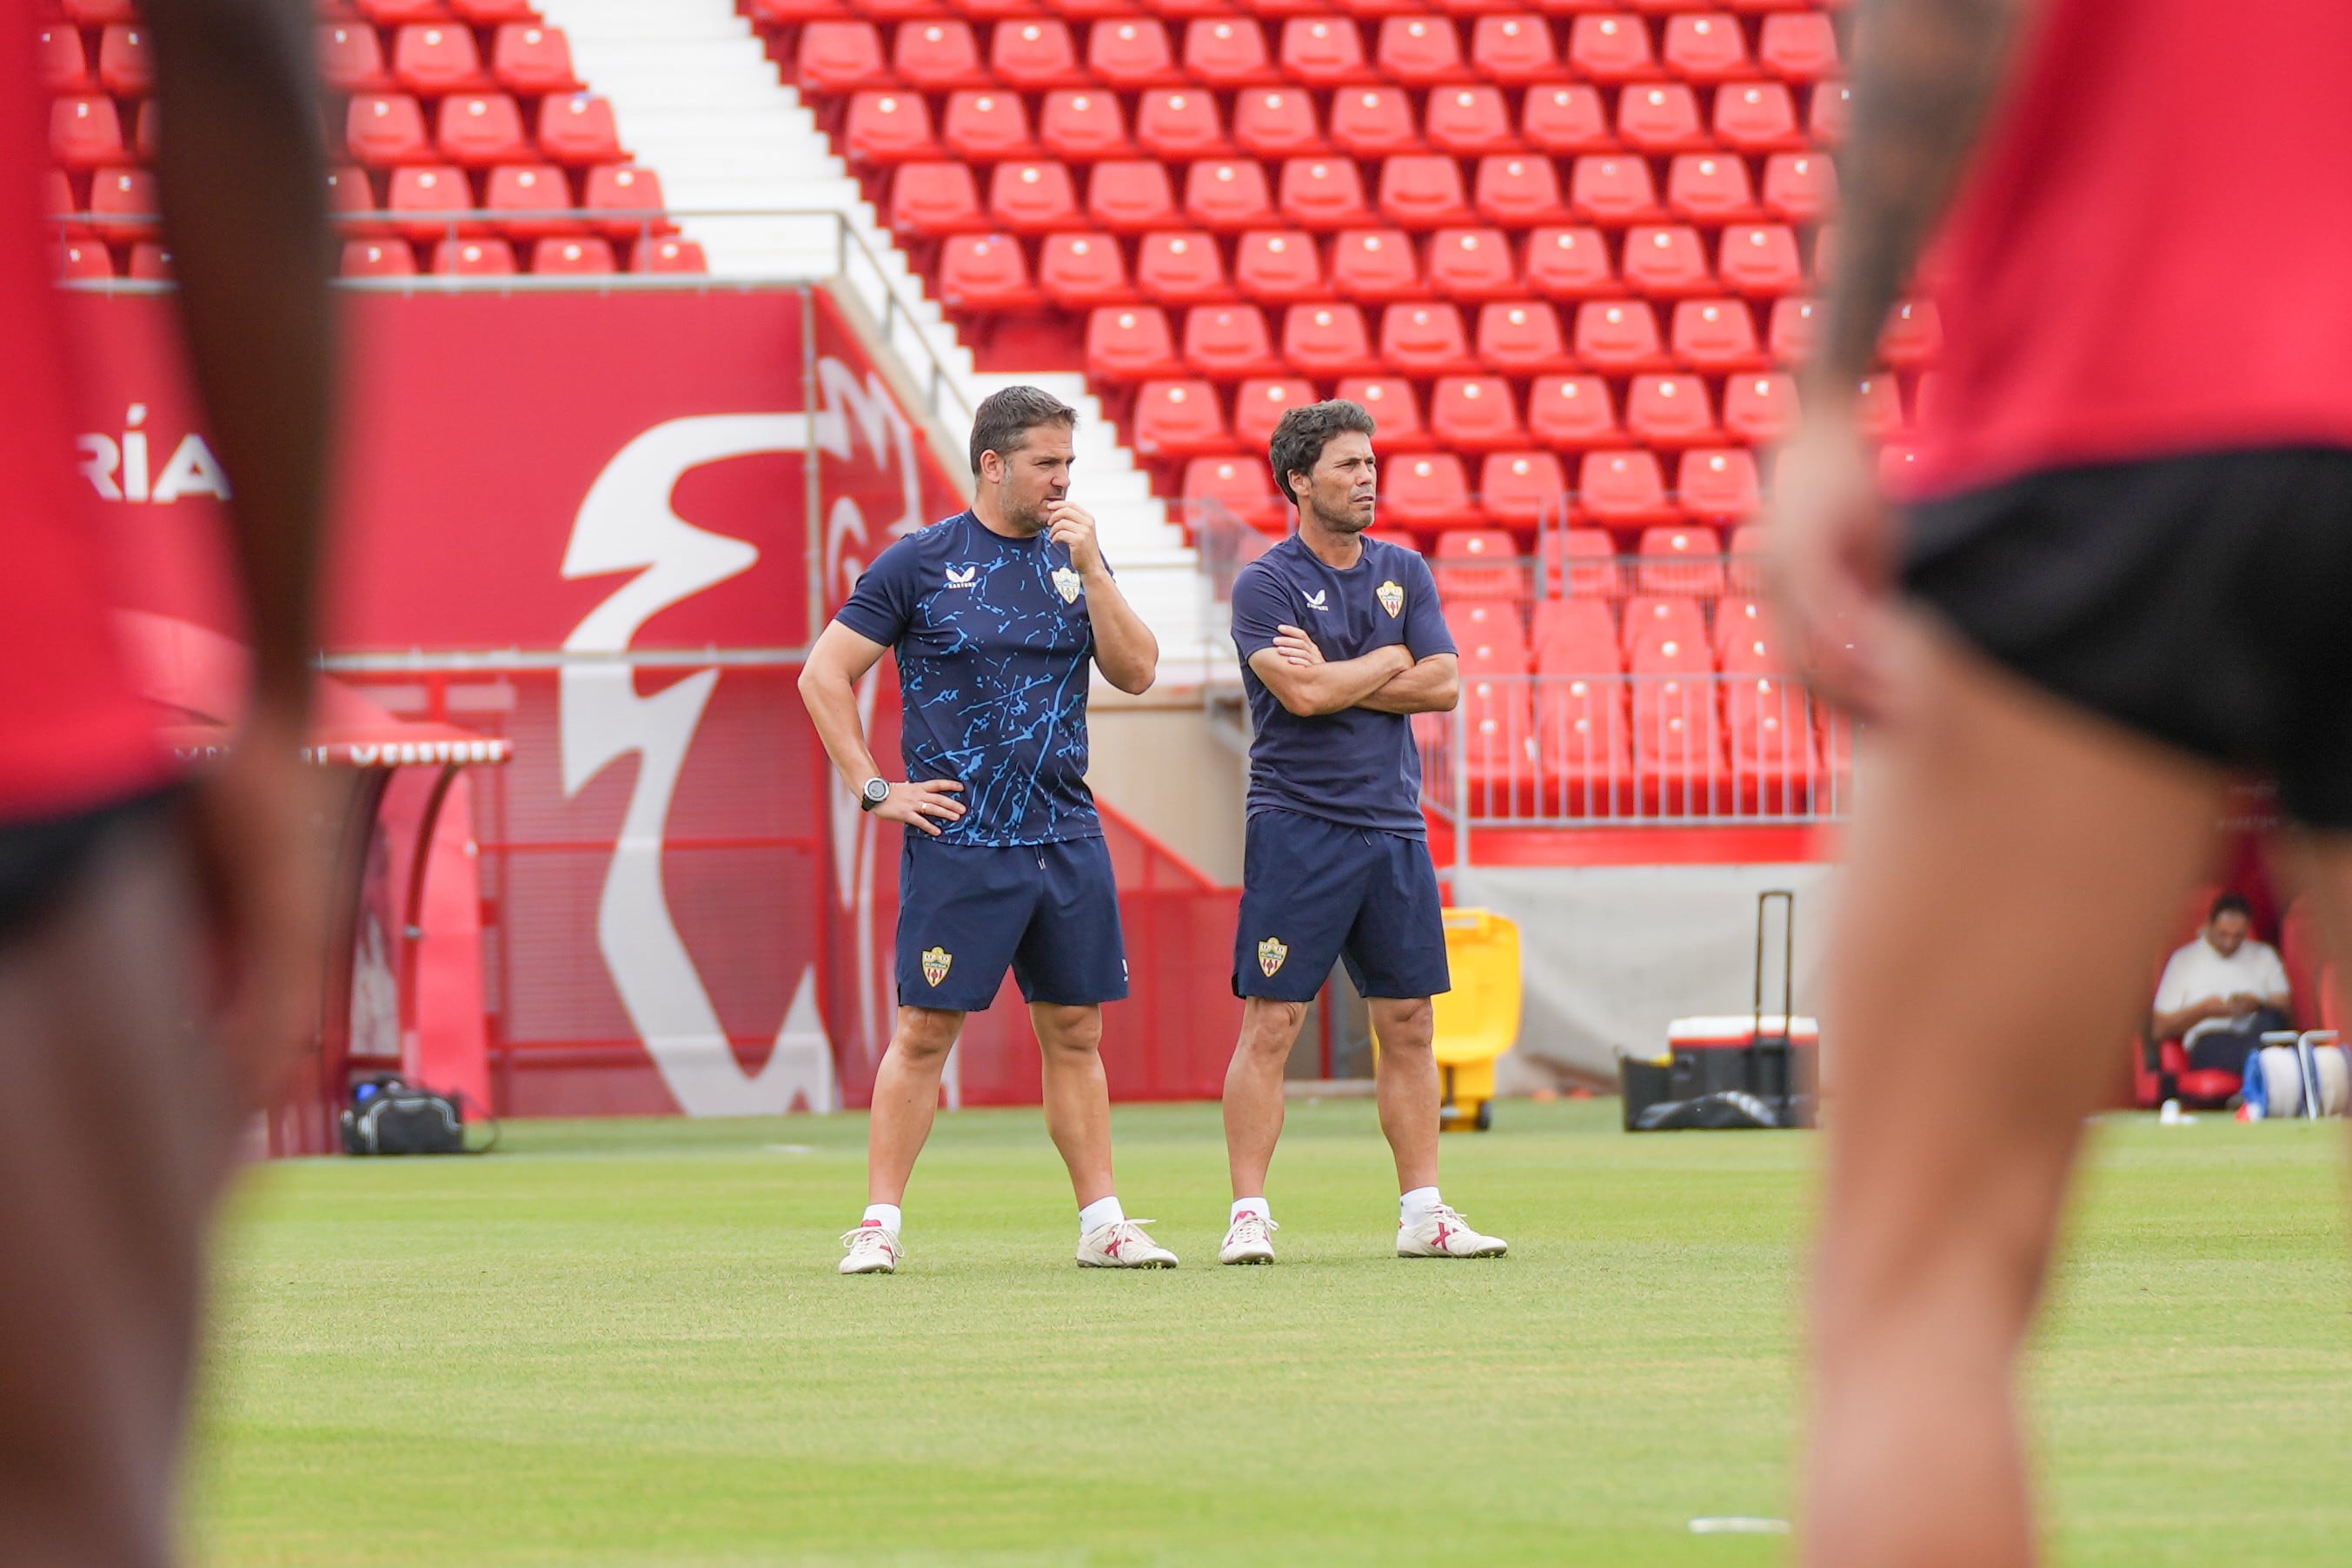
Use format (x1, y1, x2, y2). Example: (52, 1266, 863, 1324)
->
(336, 234, 708, 276)
(1179, 443, 1767, 529)
(340, 90, 626, 167)
(1431, 528, 1773, 603)
(318, 162, 671, 241)
(794, 14, 1839, 96)
(43, 13, 577, 96)
(758, 0, 1829, 21)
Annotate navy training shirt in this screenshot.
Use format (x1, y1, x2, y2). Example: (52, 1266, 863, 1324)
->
(1230, 532, 1454, 836)
(834, 510, 1103, 846)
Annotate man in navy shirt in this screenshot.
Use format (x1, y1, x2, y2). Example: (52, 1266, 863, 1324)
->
(799, 387, 1176, 1273)
(1217, 401, 1509, 1265)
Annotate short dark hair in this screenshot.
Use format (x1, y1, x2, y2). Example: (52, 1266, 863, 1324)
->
(1269, 399, 1377, 509)
(2210, 892, 2255, 924)
(969, 386, 1076, 477)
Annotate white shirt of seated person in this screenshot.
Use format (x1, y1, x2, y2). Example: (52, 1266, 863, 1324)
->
(2154, 921, 2292, 1046)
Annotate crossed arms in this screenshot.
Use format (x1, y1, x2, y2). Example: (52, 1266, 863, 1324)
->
(1247, 626, 1458, 719)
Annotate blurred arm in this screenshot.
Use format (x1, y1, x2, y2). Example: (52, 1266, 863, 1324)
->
(1358, 653, 1459, 715)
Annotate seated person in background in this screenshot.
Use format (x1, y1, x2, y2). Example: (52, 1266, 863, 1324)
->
(2152, 893, 2295, 1080)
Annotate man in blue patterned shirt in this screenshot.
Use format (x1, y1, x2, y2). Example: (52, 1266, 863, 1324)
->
(800, 387, 1175, 1273)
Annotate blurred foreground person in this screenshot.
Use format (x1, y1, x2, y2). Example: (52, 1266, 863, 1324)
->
(1772, 2, 2352, 1565)
(0, 2, 333, 1563)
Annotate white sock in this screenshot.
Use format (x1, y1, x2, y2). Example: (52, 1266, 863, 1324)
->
(861, 1203, 902, 1234)
(1232, 1197, 1270, 1224)
(1400, 1186, 1443, 1226)
(1078, 1195, 1126, 1234)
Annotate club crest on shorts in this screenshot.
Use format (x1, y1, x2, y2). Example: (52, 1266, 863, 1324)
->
(920, 946, 953, 987)
(1052, 565, 1084, 604)
(1257, 936, 1289, 977)
(1377, 579, 1404, 618)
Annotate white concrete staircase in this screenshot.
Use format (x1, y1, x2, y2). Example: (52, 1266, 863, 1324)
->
(535, 0, 1221, 681)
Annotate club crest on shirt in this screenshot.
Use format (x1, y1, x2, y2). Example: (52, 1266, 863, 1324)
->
(921, 947, 953, 987)
(1052, 565, 1084, 604)
(1257, 936, 1288, 977)
(1377, 580, 1404, 618)
(945, 565, 978, 588)
(1303, 588, 1329, 611)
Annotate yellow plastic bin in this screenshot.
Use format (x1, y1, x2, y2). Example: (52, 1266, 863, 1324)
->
(1432, 907, 1522, 1131)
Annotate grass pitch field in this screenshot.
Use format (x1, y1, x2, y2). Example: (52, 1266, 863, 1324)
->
(195, 1099, 2352, 1565)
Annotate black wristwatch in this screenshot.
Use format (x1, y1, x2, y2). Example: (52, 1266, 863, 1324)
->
(858, 777, 891, 812)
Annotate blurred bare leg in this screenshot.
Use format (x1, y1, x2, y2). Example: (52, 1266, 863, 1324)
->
(1805, 620, 2224, 1568)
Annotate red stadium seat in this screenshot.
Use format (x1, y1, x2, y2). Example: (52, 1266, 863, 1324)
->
(1879, 442, 1924, 495)
(1086, 304, 1177, 380)
(1185, 303, 1282, 376)
(1476, 300, 1572, 373)
(340, 238, 417, 278)
(1713, 593, 1777, 665)
(432, 236, 518, 276)
(1136, 90, 1231, 159)
(1714, 81, 1804, 152)
(1184, 455, 1286, 534)
(796, 22, 891, 92)
(1232, 376, 1321, 448)
(1725, 668, 1815, 812)
(1667, 153, 1757, 223)
(1286, 302, 1384, 375)
(1331, 87, 1423, 156)
(1038, 231, 1133, 304)
(1573, 298, 1667, 370)
(540, 94, 626, 166)
(1187, 159, 1277, 229)
(1581, 448, 1679, 528)
(1378, 14, 1470, 83)
(1434, 528, 1529, 601)
(59, 0, 138, 19)
(1661, 12, 1748, 82)
(534, 236, 617, 276)
(1185, 17, 1282, 85)
(1568, 13, 1656, 81)
(454, 0, 539, 18)
(317, 23, 391, 92)
(1567, 154, 1658, 225)
(1132, 378, 1234, 458)
(1338, 375, 1428, 447)
(1623, 595, 1705, 658)
(1722, 370, 1799, 444)
(989, 160, 1082, 233)
(1480, 450, 1566, 527)
(393, 23, 485, 93)
(385, 164, 471, 241)
(847, 93, 940, 166)
(894, 20, 988, 89)
(50, 96, 125, 169)
(347, 95, 433, 167)
(492, 23, 580, 93)
(1528, 374, 1621, 448)
(1671, 297, 1766, 370)
(484, 163, 576, 239)
(55, 236, 109, 281)
(326, 166, 377, 232)
(1283, 17, 1375, 84)
(946, 91, 1037, 161)
(1472, 155, 1566, 227)
(1538, 671, 1633, 816)
(1679, 447, 1761, 526)
(1758, 11, 1838, 81)
(1539, 529, 1624, 603)
(356, 0, 453, 23)
(1523, 224, 1613, 297)
(1385, 453, 1482, 531)
(1618, 83, 1706, 153)
(1724, 524, 1768, 598)
(37, 25, 93, 92)
(1765, 295, 1819, 363)
(1430, 375, 1525, 450)
(1472, 14, 1557, 83)
(1810, 81, 1853, 143)
(1040, 91, 1133, 160)
(1320, 230, 1419, 306)
(1380, 156, 1473, 229)
(1449, 601, 1530, 679)
(994, 19, 1090, 90)
(1761, 152, 1835, 223)
(1087, 159, 1179, 230)
(1635, 522, 1724, 596)
(1626, 373, 1719, 447)
(938, 233, 1039, 313)
(1852, 374, 1903, 440)
(1427, 87, 1518, 156)
(1718, 222, 1802, 296)
(437, 95, 529, 168)
(1382, 302, 1478, 375)
(889, 162, 987, 236)
(1523, 83, 1611, 154)
(1234, 89, 1325, 157)
(1235, 229, 1326, 302)
(585, 165, 668, 240)
(1623, 223, 1711, 296)
(1534, 598, 1619, 672)
(1882, 297, 1943, 369)
(1428, 227, 1518, 300)
(1090, 19, 1186, 88)
(1136, 229, 1230, 302)
(1282, 156, 1374, 229)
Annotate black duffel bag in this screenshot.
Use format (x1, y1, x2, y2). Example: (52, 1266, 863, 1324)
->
(340, 1077, 496, 1156)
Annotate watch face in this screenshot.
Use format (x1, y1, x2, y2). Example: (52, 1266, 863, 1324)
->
(863, 778, 891, 806)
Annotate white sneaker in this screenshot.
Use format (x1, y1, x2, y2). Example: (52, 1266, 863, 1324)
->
(839, 1221, 903, 1274)
(1219, 1211, 1279, 1265)
(1077, 1218, 1179, 1268)
(1398, 1204, 1507, 1259)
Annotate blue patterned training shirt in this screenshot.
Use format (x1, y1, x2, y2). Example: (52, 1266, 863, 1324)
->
(834, 510, 1103, 846)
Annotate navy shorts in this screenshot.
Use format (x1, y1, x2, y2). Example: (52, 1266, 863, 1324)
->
(896, 833, 1128, 1011)
(1232, 808, 1450, 1002)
